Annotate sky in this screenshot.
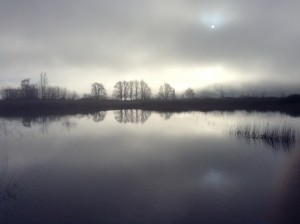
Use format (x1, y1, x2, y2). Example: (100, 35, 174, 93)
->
(0, 0, 300, 95)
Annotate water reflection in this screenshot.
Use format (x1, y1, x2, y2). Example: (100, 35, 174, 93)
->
(0, 111, 299, 223)
(114, 109, 151, 124)
(270, 147, 300, 224)
(0, 144, 25, 214)
(91, 111, 106, 122)
(0, 120, 8, 136)
(0, 116, 77, 134)
(1, 111, 299, 153)
(159, 112, 173, 120)
(61, 119, 77, 132)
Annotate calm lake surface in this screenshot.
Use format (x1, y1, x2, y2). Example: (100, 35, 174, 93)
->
(0, 110, 300, 224)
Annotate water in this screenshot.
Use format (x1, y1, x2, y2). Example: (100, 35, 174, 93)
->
(0, 110, 299, 224)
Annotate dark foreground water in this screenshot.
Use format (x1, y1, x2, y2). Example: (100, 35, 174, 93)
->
(0, 110, 300, 224)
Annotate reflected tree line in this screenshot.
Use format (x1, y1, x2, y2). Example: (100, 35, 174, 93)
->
(74, 110, 173, 124)
(2, 112, 298, 152)
(0, 110, 176, 133)
(0, 116, 77, 134)
(1, 73, 195, 100)
(81, 110, 170, 124)
(114, 110, 151, 124)
(23, 116, 77, 133)
(1, 73, 78, 100)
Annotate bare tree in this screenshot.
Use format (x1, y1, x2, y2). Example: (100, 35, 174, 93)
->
(113, 81, 132, 101)
(129, 81, 135, 101)
(1, 79, 38, 100)
(140, 80, 152, 100)
(113, 81, 124, 100)
(183, 88, 195, 99)
(134, 80, 140, 100)
(123, 81, 130, 100)
(91, 83, 107, 100)
(67, 91, 78, 100)
(40, 72, 48, 99)
(47, 86, 60, 99)
(171, 89, 176, 100)
(1, 88, 21, 100)
(158, 83, 176, 100)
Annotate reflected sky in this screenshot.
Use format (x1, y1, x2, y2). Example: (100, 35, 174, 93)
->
(0, 111, 299, 223)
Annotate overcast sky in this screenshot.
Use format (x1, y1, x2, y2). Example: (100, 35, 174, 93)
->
(1, 0, 300, 94)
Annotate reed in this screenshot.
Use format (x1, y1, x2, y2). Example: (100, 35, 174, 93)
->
(231, 123, 297, 150)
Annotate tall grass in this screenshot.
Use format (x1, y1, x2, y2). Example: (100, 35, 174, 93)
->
(231, 123, 297, 150)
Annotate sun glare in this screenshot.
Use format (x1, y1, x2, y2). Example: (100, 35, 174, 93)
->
(199, 8, 237, 30)
(199, 66, 224, 83)
(162, 65, 237, 92)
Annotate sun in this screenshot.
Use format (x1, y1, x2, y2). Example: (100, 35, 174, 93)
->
(210, 25, 215, 29)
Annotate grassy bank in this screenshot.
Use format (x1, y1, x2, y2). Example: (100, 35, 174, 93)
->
(0, 95, 300, 117)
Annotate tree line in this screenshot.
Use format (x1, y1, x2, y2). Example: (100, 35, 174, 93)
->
(1, 73, 196, 101)
(90, 80, 195, 100)
(91, 80, 195, 100)
(1, 73, 78, 100)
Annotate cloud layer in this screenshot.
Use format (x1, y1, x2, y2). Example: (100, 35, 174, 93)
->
(0, 0, 300, 93)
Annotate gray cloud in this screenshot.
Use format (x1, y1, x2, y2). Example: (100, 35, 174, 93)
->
(0, 0, 300, 92)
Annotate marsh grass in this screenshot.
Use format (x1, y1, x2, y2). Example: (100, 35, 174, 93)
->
(231, 123, 297, 150)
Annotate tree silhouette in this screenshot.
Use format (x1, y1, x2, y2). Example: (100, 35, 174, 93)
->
(113, 80, 151, 101)
(91, 83, 107, 100)
(20, 79, 38, 99)
(129, 81, 135, 100)
(40, 72, 48, 99)
(183, 88, 195, 99)
(140, 80, 152, 100)
(134, 80, 140, 100)
(112, 81, 124, 100)
(158, 83, 176, 100)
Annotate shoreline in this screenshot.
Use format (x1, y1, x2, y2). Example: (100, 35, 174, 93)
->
(0, 96, 300, 117)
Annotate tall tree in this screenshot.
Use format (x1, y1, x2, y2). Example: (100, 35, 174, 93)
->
(112, 81, 124, 100)
(129, 81, 135, 100)
(134, 80, 140, 100)
(158, 83, 176, 100)
(91, 83, 107, 99)
(40, 72, 48, 99)
(113, 80, 151, 101)
(140, 80, 152, 100)
(122, 81, 130, 100)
